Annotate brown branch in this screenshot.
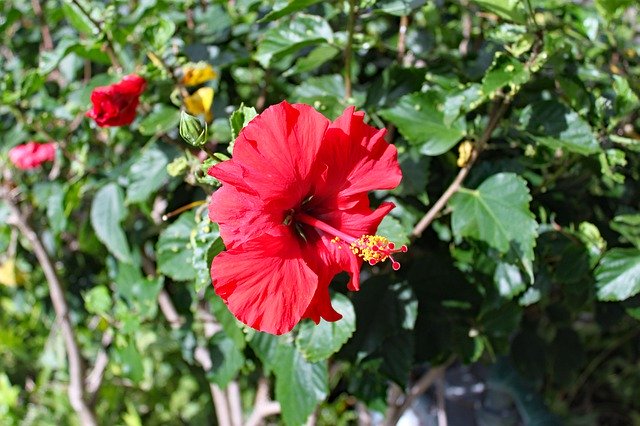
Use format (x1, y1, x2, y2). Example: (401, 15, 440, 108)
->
(384, 358, 454, 426)
(397, 15, 409, 62)
(31, 0, 53, 50)
(411, 99, 511, 237)
(344, 0, 356, 99)
(245, 377, 281, 426)
(1, 189, 97, 426)
(227, 380, 243, 426)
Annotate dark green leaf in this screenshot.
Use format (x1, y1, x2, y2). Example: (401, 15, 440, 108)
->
(260, 0, 323, 23)
(229, 104, 258, 141)
(156, 211, 197, 281)
(380, 92, 466, 156)
(450, 173, 538, 260)
(274, 345, 328, 426)
(595, 248, 640, 301)
(90, 183, 132, 262)
(520, 101, 600, 155)
(138, 106, 181, 136)
(126, 142, 174, 203)
(207, 332, 245, 388)
(255, 14, 333, 68)
(296, 293, 356, 362)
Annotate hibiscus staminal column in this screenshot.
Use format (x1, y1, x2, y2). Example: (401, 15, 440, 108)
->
(295, 212, 407, 270)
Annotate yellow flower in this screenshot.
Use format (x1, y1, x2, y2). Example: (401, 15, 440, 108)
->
(184, 87, 214, 122)
(0, 258, 18, 287)
(181, 62, 217, 87)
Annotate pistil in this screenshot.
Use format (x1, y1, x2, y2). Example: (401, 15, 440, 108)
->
(295, 212, 407, 270)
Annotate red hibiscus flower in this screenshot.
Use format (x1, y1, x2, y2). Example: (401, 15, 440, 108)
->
(86, 74, 146, 127)
(8, 142, 57, 170)
(208, 101, 405, 335)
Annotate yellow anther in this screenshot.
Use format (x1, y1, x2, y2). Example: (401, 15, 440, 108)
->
(348, 235, 407, 270)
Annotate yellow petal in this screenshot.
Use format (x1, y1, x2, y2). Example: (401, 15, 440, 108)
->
(184, 87, 215, 122)
(0, 258, 18, 287)
(181, 62, 217, 87)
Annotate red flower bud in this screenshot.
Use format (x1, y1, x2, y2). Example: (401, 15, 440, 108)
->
(8, 142, 57, 170)
(86, 74, 146, 127)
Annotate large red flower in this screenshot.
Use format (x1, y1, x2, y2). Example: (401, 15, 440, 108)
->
(8, 142, 56, 170)
(86, 74, 146, 127)
(208, 101, 404, 335)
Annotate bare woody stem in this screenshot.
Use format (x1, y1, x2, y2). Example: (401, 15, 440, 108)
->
(1, 189, 98, 426)
(384, 357, 455, 426)
(344, 0, 357, 99)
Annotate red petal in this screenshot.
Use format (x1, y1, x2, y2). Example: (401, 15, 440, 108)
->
(303, 272, 343, 324)
(211, 232, 318, 335)
(313, 107, 402, 204)
(209, 101, 330, 206)
(208, 184, 282, 249)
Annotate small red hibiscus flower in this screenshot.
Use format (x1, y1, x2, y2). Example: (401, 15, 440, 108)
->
(208, 101, 405, 335)
(8, 142, 57, 170)
(86, 74, 146, 127)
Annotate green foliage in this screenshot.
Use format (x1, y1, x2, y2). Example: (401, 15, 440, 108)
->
(2, 0, 640, 424)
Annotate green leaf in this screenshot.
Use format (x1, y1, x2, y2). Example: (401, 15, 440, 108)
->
(595, 0, 634, 20)
(285, 44, 340, 76)
(611, 214, 640, 249)
(138, 106, 181, 136)
(191, 216, 223, 293)
(207, 332, 245, 388)
(156, 211, 197, 281)
(90, 183, 132, 262)
(249, 332, 284, 374)
(274, 344, 328, 426)
(296, 293, 356, 362)
(379, 92, 466, 156)
(260, 0, 323, 23)
(210, 294, 246, 350)
(472, 0, 526, 23)
(47, 184, 67, 236)
(144, 18, 176, 51)
(113, 340, 145, 384)
(374, 0, 427, 16)
(255, 14, 333, 68)
(520, 101, 600, 155)
(39, 38, 76, 74)
(126, 142, 174, 204)
(61, 0, 98, 36)
(481, 53, 530, 98)
(84, 285, 112, 316)
(488, 359, 563, 426)
(595, 248, 640, 301)
(376, 216, 410, 248)
(229, 104, 258, 141)
(291, 74, 359, 120)
(494, 262, 526, 299)
(114, 262, 163, 319)
(450, 173, 538, 260)
(612, 75, 639, 118)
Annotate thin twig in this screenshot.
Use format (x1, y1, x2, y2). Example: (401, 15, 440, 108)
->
(397, 15, 409, 62)
(246, 377, 281, 426)
(384, 358, 455, 426)
(1, 189, 98, 426)
(435, 373, 448, 426)
(227, 381, 243, 426)
(344, 0, 356, 99)
(31, 0, 53, 50)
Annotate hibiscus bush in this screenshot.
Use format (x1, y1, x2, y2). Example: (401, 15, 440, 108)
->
(1, 0, 640, 424)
